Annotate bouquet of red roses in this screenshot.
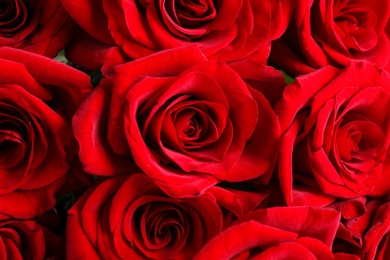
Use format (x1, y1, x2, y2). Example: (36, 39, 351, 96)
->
(1, 0, 390, 259)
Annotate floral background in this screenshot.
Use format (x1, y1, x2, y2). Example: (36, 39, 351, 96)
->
(0, 0, 390, 259)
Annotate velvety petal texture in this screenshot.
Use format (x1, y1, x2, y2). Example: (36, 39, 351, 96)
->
(194, 207, 343, 259)
(61, 0, 293, 68)
(73, 45, 281, 197)
(276, 61, 390, 206)
(0, 47, 92, 219)
(0, 219, 64, 259)
(67, 173, 237, 259)
(271, 0, 390, 75)
(0, 0, 75, 57)
(357, 201, 390, 259)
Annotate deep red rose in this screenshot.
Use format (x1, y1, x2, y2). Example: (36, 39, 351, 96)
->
(67, 173, 265, 259)
(271, 0, 390, 76)
(194, 207, 358, 260)
(73, 45, 281, 197)
(276, 62, 390, 206)
(0, 219, 64, 259)
(0, 47, 92, 219)
(60, 0, 293, 69)
(0, 0, 75, 57)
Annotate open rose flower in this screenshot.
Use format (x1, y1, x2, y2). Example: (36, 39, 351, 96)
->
(271, 0, 390, 76)
(73, 45, 281, 197)
(0, 47, 92, 219)
(276, 62, 390, 206)
(194, 207, 357, 259)
(60, 0, 293, 69)
(0, 219, 64, 259)
(0, 0, 75, 57)
(67, 173, 265, 259)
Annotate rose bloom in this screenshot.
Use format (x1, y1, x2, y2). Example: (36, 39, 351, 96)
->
(0, 219, 64, 259)
(0, 47, 92, 219)
(67, 173, 265, 259)
(193, 207, 358, 259)
(73, 45, 281, 197)
(271, 0, 390, 76)
(60, 0, 293, 69)
(0, 0, 75, 57)
(276, 61, 390, 206)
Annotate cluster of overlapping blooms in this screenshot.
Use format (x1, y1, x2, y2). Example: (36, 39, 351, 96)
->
(2, 0, 390, 259)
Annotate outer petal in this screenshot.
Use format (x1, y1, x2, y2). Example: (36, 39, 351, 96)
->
(60, 0, 114, 44)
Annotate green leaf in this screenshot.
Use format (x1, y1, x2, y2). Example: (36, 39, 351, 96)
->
(281, 70, 295, 84)
(53, 49, 69, 64)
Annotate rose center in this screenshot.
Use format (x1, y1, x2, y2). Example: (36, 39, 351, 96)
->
(160, 0, 217, 38)
(0, 101, 31, 169)
(133, 201, 189, 258)
(336, 120, 386, 171)
(183, 117, 198, 137)
(333, 0, 377, 51)
(176, 0, 212, 19)
(0, 0, 29, 36)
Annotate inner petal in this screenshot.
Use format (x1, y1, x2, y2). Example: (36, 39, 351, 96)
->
(336, 120, 386, 172)
(333, 3, 378, 51)
(0, 0, 29, 35)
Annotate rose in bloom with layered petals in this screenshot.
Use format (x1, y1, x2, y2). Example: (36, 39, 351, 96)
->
(194, 207, 357, 259)
(0, 47, 92, 219)
(0, 219, 64, 259)
(67, 173, 265, 259)
(0, 0, 75, 57)
(276, 62, 390, 206)
(60, 0, 293, 67)
(73, 45, 281, 197)
(271, 0, 390, 76)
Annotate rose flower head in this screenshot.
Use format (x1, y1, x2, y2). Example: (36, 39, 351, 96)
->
(271, 0, 390, 76)
(67, 173, 226, 259)
(276, 61, 390, 206)
(73, 45, 281, 197)
(0, 47, 92, 219)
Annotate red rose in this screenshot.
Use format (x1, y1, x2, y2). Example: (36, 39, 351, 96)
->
(73, 45, 280, 197)
(271, 0, 390, 76)
(0, 219, 64, 259)
(60, 0, 292, 67)
(0, 0, 75, 57)
(276, 62, 390, 206)
(194, 207, 356, 259)
(0, 47, 92, 219)
(67, 174, 263, 259)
